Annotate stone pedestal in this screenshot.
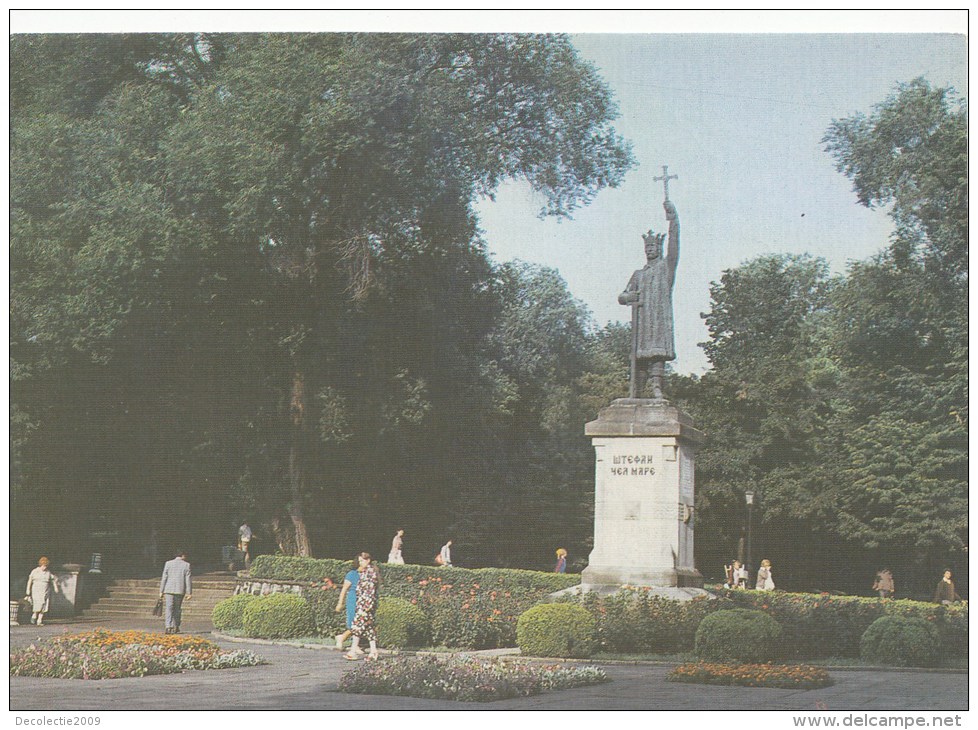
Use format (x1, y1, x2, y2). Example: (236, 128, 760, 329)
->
(581, 398, 705, 595)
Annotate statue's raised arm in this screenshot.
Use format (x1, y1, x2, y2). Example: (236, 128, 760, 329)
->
(664, 199, 679, 278)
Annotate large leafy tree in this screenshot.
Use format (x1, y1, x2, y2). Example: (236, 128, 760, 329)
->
(681, 81, 966, 595)
(11, 32, 633, 563)
(676, 254, 836, 584)
(816, 79, 968, 588)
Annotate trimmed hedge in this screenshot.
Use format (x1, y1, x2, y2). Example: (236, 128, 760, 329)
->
(250, 555, 353, 583)
(249, 555, 581, 650)
(212, 593, 261, 632)
(242, 558, 967, 663)
(716, 589, 968, 660)
(242, 594, 316, 639)
(301, 585, 347, 638)
(517, 603, 596, 658)
(376, 598, 431, 649)
(860, 616, 941, 667)
(695, 609, 783, 664)
(249, 555, 581, 594)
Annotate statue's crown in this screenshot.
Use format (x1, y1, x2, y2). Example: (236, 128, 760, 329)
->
(642, 230, 665, 247)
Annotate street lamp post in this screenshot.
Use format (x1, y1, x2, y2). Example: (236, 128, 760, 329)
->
(745, 490, 755, 581)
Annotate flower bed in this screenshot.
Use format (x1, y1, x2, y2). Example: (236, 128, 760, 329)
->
(339, 654, 608, 702)
(9, 629, 264, 680)
(668, 662, 833, 689)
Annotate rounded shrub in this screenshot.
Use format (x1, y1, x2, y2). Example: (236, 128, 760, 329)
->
(859, 615, 941, 667)
(376, 597, 431, 649)
(242, 593, 316, 639)
(212, 593, 261, 632)
(694, 609, 783, 663)
(516, 603, 596, 658)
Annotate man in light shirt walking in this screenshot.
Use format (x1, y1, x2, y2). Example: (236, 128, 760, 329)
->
(160, 549, 193, 634)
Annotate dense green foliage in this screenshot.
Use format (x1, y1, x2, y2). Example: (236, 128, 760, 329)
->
(516, 603, 596, 658)
(250, 555, 581, 593)
(676, 79, 967, 597)
(241, 594, 316, 639)
(375, 598, 431, 649)
(10, 32, 632, 572)
(694, 609, 783, 664)
(718, 589, 967, 660)
(9, 27, 965, 604)
(211, 593, 261, 632)
(859, 616, 941, 667)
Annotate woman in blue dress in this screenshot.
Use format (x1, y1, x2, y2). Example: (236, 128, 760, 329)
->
(334, 560, 361, 651)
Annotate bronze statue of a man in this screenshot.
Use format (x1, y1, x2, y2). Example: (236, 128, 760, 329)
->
(619, 199, 679, 399)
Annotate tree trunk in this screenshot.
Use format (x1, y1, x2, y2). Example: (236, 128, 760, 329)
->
(288, 370, 313, 557)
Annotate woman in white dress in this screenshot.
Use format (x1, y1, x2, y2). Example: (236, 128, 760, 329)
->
(387, 530, 405, 564)
(26, 557, 59, 625)
(755, 559, 775, 591)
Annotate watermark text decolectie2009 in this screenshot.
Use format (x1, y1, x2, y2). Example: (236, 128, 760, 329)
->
(15, 718, 101, 726)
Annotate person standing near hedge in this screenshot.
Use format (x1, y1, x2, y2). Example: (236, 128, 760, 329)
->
(755, 559, 775, 591)
(334, 559, 361, 651)
(25, 557, 60, 626)
(438, 540, 453, 567)
(933, 570, 962, 605)
(388, 529, 405, 565)
(345, 552, 380, 661)
(555, 548, 568, 573)
(872, 568, 895, 599)
(159, 549, 193, 634)
(238, 521, 253, 567)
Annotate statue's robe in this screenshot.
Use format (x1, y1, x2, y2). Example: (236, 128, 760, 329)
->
(620, 248, 678, 362)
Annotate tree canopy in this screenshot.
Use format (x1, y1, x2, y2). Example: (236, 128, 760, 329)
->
(679, 79, 967, 596)
(10, 32, 633, 569)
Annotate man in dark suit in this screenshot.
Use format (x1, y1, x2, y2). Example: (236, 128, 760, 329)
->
(160, 549, 193, 634)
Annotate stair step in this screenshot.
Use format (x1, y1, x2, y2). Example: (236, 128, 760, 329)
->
(80, 574, 237, 621)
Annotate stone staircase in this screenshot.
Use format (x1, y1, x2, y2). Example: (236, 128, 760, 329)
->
(83, 573, 237, 622)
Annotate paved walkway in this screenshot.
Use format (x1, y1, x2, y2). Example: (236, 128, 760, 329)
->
(9, 618, 968, 711)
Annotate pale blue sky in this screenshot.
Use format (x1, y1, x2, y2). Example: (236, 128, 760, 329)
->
(476, 33, 967, 374)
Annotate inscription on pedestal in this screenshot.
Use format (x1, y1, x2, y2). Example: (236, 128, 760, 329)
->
(582, 399, 705, 594)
